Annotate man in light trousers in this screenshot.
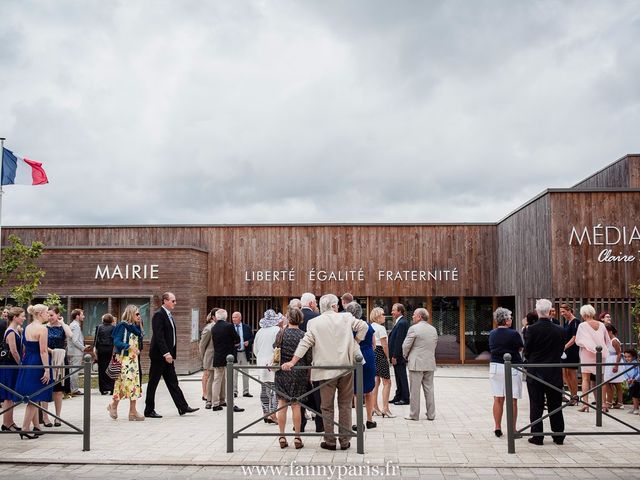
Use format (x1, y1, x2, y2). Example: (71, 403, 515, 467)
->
(68, 309, 86, 395)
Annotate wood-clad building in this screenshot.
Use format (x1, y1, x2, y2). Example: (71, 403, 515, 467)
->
(3, 154, 640, 373)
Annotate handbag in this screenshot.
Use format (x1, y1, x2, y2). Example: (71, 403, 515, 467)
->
(271, 328, 286, 365)
(105, 353, 122, 380)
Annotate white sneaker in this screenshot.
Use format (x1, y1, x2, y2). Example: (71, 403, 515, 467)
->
(627, 409, 639, 415)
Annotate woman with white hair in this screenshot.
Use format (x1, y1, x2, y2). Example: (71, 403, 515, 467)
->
(252, 309, 283, 424)
(488, 307, 523, 437)
(575, 304, 612, 413)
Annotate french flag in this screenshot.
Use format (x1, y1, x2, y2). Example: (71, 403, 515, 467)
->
(1, 147, 49, 186)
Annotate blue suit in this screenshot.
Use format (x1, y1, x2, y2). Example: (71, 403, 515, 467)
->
(388, 316, 410, 403)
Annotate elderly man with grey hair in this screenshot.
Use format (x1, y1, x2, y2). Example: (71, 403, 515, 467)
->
(488, 307, 523, 437)
(523, 298, 566, 445)
(282, 294, 368, 450)
(402, 308, 438, 421)
(299, 292, 318, 333)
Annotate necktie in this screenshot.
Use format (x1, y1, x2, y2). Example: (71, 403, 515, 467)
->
(168, 312, 176, 347)
(236, 325, 243, 351)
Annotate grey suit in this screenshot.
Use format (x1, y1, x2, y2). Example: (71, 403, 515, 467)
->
(402, 321, 438, 420)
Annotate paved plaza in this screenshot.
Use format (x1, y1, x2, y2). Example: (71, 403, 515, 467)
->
(2, 366, 640, 479)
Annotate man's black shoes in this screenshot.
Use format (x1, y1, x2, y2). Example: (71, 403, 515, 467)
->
(145, 411, 163, 418)
(179, 406, 200, 415)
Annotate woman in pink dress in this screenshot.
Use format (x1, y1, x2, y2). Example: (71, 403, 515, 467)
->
(575, 304, 612, 412)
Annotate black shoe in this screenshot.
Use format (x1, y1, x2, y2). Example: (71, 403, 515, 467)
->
(234, 393, 238, 398)
(205, 403, 212, 409)
(366, 420, 377, 429)
(144, 411, 163, 418)
(233, 406, 245, 412)
(528, 437, 543, 445)
(42, 422, 53, 428)
(320, 442, 336, 451)
(394, 400, 409, 405)
(54, 421, 61, 427)
(211, 406, 223, 411)
(202, 396, 207, 401)
(494, 429, 503, 438)
(220, 403, 227, 407)
(20, 433, 38, 440)
(243, 393, 253, 398)
(390, 398, 400, 404)
(179, 406, 200, 415)
(340, 442, 351, 450)
(553, 437, 565, 445)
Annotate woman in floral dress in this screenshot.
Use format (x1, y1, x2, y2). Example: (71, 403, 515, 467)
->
(107, 305, 144, 421)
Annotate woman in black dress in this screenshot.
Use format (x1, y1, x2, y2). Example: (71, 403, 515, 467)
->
(274, 307, 311, 449)
(93, 313, 116, 395)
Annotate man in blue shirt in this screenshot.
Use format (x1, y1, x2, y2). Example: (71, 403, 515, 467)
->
(232, 311, 254, 398)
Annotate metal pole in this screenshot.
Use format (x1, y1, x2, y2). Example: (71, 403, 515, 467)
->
(226, 354, 234, 453)
(355, 354, 364, 455)
(596, 346, 602, 427)
(82, 354, 91, 451)
(504, 354, 515, 454)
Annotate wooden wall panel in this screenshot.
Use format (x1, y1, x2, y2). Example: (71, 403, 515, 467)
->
(550, 191, 640, 298)
(497, 195, 552, 320)
(630, 155, 640, 188)
(573, 156, 629, 189)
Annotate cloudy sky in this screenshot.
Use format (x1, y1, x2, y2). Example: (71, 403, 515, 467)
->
(1, 0, 639, 225)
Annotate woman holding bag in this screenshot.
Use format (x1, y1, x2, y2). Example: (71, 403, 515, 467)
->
(107, 305, 144, 421)
(93, 313, 115, 395)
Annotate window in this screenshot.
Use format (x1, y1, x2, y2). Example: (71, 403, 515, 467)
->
(432, 297, 460, 361)
(464, 297, 494, 360)
(81, 299, 109, 338)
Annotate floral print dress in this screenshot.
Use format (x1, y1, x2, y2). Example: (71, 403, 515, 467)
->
(112, 332, 142, 401)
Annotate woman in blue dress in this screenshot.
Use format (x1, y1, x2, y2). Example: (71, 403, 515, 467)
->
(1, 307, 25, 432)
(15, 304, 52, 439)
(346, 302, 377, 430)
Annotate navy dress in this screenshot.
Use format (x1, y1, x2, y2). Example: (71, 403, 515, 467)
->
(354, 324, 376, 394)
(15, 337, 53, 402)
(0, 328, 23, 401)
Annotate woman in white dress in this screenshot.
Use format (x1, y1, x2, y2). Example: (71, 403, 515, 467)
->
(252, 309, 284, 423)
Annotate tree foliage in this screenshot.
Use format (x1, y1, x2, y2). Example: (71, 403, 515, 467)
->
(0, 235, 46, 307)
(44, 292, 65, 314)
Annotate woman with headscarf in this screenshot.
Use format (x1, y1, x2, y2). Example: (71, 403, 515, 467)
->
(252, 309, 283, 425)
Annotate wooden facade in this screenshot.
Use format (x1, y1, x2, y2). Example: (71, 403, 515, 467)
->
(2, 154, 639, 371)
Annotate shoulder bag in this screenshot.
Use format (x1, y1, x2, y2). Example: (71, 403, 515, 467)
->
(271, 328, 286, 365)
(105, 327, 127, 380)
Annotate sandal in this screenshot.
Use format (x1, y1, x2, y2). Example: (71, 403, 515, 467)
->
(578, 405, 590, 413)
(294, 436, 304, 449)
(278, 436, 288, 449)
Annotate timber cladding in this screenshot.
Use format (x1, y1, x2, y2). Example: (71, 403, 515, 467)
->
(550, 191, 640, 298)
(5, 225, 498, 297)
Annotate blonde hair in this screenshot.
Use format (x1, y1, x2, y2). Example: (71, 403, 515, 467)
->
(369, 307, 385, 324)
(122, 304, 139, 324)
(27, 304, 48, 318)
(580, 304, 596, 320)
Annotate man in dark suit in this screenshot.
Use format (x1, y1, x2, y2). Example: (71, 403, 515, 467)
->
(523, 298, 566, 445)
(211, 309, 244, 412)
(388, 303, 410, 405)
(231, 311, 254, 398)
(299, 292, 322, 432)
(144, 292, 199, 418)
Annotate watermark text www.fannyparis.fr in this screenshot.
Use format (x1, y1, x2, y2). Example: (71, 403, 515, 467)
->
(241, 461, 399, 479)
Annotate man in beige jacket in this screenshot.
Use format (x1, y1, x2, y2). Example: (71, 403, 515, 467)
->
(282, 293, 368, 451)
(402, 308, 438, 421)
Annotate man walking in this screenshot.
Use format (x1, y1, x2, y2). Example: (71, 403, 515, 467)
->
(68, 309, 85, 396)
(282, 294, 368, 451)
(211, 309, 244, 412)
(388, 303, 410, 405)
(402, 308, 438, 421)
(524, 298, 566, 445)
(231, 311, 253, 398)
(144, 292, 199, 418)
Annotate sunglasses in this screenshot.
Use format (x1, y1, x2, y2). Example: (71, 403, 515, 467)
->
(135, 312, 141, 316)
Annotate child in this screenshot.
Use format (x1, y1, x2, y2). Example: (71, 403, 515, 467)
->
(623, 349, 640, 415)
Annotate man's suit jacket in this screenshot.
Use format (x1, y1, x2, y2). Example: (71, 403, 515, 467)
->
(388, 316, 409, 364)
(402, 321, 438, 371)
(300, 307, 319, 332)
(199, 322, 215, 370)
(234, 322, 254, 357)
(523, 317, 565, 385)
(211, 319, 241, 367)
(149, 307, 178, 361)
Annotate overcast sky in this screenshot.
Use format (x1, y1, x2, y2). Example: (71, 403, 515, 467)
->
(1, 0, 639, 226)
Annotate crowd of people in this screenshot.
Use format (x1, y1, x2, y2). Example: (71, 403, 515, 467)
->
(490, 299, 640, 445)
(2, 291, 639, 450)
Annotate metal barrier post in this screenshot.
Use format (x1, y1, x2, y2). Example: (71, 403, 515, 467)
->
(355, 354, 364, 455)
(226, 354, 235, 453)
(596, 346, 603, 427)
(504, 354, 515, 454)
(82, 354, 92, 452)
